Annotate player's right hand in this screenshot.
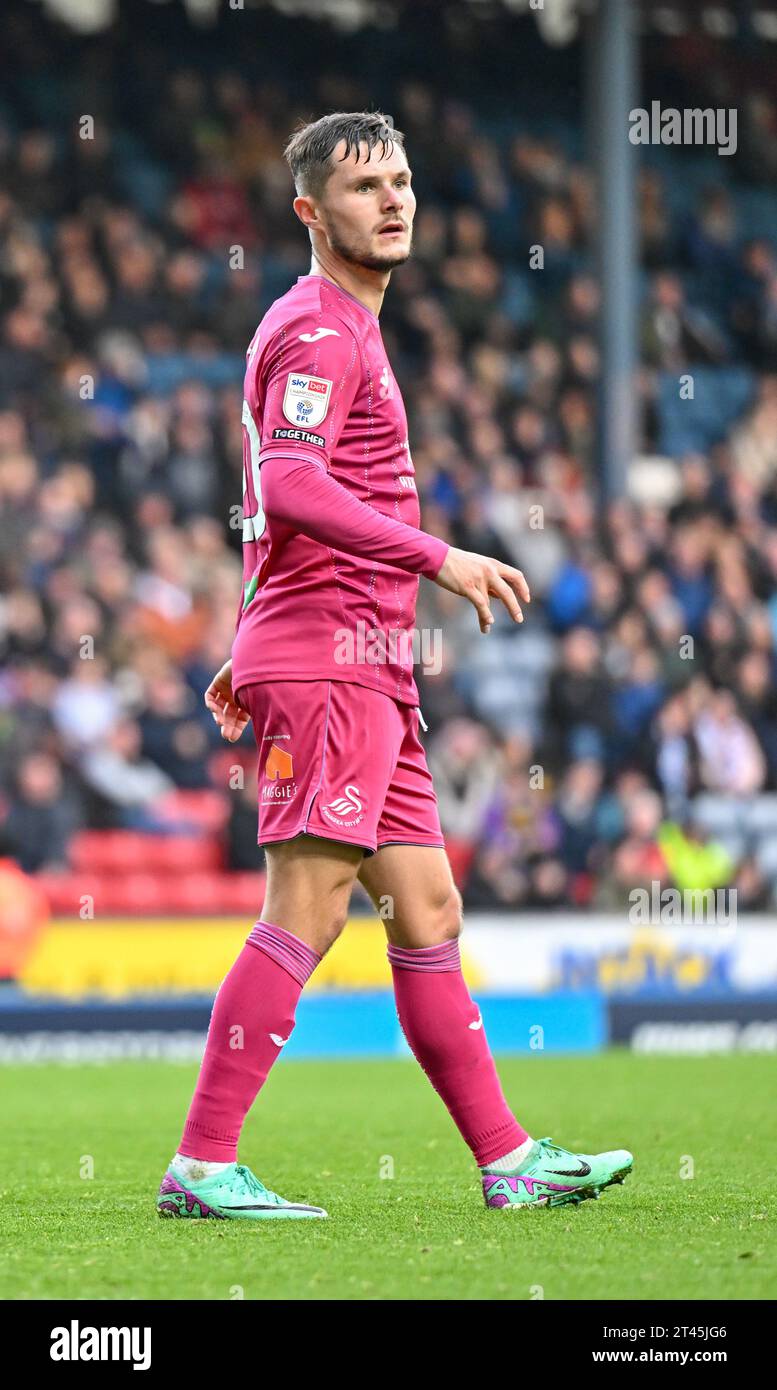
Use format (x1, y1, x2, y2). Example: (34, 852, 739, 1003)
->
(433, 548, 531, 634)
(204, 659, 250, 742)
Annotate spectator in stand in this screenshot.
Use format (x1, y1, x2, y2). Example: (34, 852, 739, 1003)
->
(0, 752, 83, 873)
(428, 719, 499, 843)
(694, 689, 767, 796)
(546, 628, 609, 763)
(641, 271, 729, 370)
(80, 719, 175, 831)
(553, 759, 606, 902)
(600, 789, 668, 910)
(653, 690, 698, 819)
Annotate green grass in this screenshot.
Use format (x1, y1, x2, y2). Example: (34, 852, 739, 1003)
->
(2, 1052, 775, 1301)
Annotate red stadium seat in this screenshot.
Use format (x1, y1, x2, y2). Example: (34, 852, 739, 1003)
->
(222, 873, 266, 914)
(69, 830, 223, 876)
(36, 872, 107, 916)
(38, 865, 266, 916)
(141, 837, 224, 874)
(104, 874, 168, 914)
(70, 832, 150, 875)
(156, 789, 230, 833)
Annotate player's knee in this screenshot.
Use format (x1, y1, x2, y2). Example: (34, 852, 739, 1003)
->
(432, 884, 463, 944)
(261, 884, 350, 956)
(318, 901, 349, 954)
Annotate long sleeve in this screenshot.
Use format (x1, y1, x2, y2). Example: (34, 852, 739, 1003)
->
(260, 454, 449, 580)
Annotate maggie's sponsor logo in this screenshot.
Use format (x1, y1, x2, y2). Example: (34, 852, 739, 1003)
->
(265, 743, 294, 780)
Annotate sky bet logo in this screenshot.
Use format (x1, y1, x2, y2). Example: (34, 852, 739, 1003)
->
(283, 372, 332, 428)
(290, 377, 327, 394)
(50, 1320, 151, 1370)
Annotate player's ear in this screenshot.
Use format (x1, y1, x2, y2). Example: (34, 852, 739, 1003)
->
(293, 195, 320, 231)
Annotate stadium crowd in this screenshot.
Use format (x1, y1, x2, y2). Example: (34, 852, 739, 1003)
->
(2, 6, 777, 911)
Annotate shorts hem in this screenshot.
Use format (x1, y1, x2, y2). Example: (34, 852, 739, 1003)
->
(375, 837, 446, 850)
(258, 827, 374, 855)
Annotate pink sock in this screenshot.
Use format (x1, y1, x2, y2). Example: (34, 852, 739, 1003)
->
(388, 940, 528, 1167)
(178, 921, 320, 1162)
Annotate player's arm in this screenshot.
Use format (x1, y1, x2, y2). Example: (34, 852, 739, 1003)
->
(255, 314, 446, 577)
(261, 464, 529, 631)
(255, 317, 530, 630)
(260, 456, 447, 578)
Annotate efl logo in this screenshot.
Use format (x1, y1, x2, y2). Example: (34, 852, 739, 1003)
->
(50, 1321, 151, 1371)
(283, 373, 332, 427)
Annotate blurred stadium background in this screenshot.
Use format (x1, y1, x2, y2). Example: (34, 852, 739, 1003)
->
(3, 0, 777, 1061)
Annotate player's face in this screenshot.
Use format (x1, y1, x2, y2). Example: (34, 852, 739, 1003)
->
(320, 140, 415, 273)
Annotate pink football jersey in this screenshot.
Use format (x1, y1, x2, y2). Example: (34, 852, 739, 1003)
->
(231, 274, 447, 706)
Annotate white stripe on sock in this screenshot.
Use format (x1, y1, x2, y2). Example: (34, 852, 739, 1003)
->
(481, 1136, 535, 1174)
(171, 1154, 232, 1183)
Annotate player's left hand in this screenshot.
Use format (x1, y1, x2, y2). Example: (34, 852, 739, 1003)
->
(433, 547, 531, 634)
(204, 659, 250, 742)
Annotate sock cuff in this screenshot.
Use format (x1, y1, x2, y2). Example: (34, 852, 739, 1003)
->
(246, 921, 321, 986)
(387, 939, 461, 973)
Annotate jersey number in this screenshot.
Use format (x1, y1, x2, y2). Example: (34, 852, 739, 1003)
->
(241, 399, 266, 543)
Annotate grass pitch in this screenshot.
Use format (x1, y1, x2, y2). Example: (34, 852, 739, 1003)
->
(2, 1052, 775, 1301)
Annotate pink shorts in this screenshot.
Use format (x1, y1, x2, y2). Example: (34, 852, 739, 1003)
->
(235, 679, 445, 855)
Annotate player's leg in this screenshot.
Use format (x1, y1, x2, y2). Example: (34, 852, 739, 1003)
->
(358, 843, 536, 1167)
(158, 836, 363, 1220)
(158, 676, 401, 1220)
(361, 835, 633, 1209)
(178, 836, 362, 1162)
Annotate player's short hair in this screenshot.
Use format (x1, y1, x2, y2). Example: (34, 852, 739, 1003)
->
(284, 111, 406, 199)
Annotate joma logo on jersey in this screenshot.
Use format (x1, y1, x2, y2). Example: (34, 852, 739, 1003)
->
(283, 373, 332, 427)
